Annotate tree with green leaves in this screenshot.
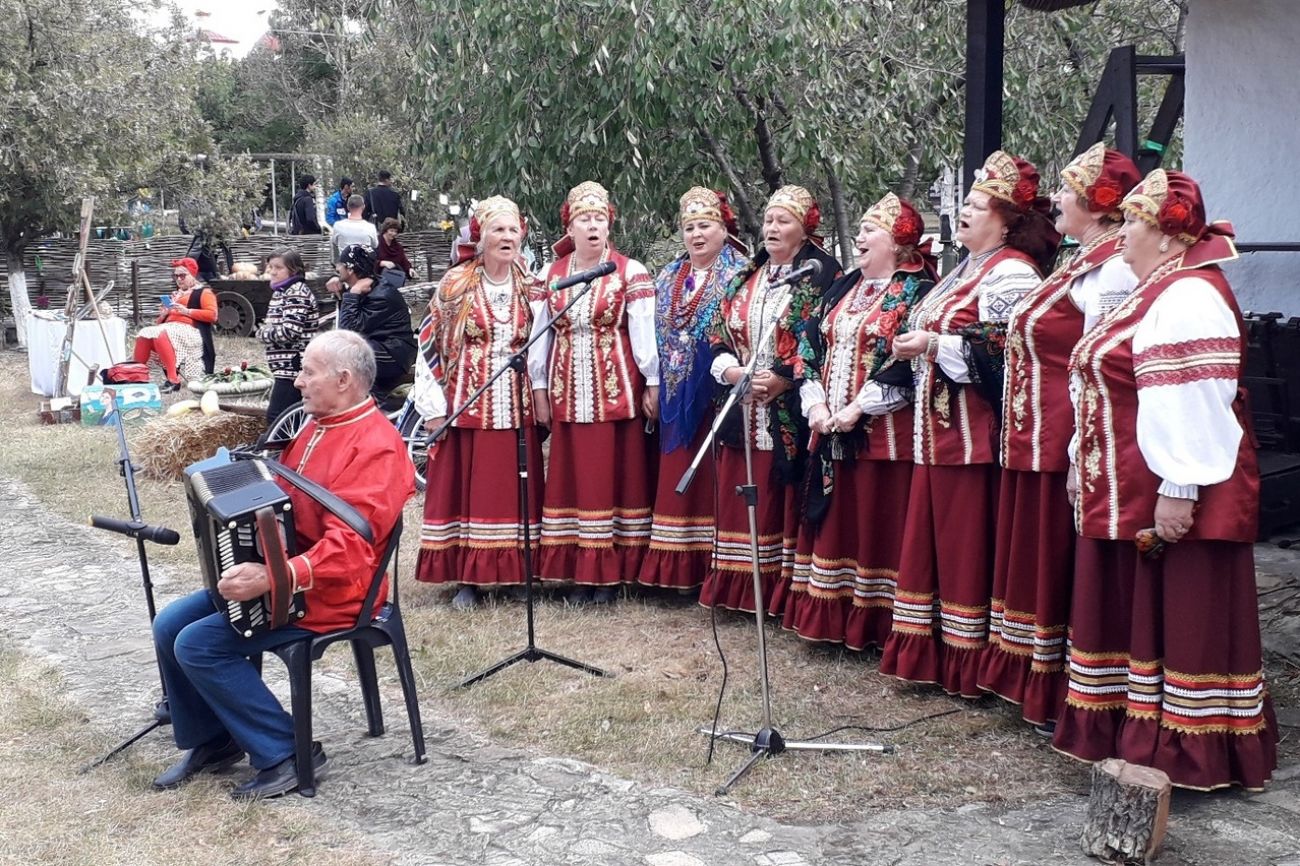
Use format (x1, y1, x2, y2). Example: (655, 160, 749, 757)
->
(0, 0, 260, 346)
(388, 0, 1181, 260)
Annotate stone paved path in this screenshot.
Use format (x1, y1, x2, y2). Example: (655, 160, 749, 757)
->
(3, 473, 1300, 866)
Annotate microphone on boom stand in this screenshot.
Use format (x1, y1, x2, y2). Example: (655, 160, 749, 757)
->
(549, 260, 616, 292)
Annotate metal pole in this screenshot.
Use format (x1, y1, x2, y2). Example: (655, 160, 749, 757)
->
(270, 159, 279, 236)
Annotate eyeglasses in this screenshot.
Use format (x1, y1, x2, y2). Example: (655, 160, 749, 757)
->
(172, 273, 189, 280)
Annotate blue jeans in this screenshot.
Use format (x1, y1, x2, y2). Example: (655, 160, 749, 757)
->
(153, 590, 313, 769)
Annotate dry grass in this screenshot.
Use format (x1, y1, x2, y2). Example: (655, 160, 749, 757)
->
(2, 343, 1296, 827)
(133, 412, 266, 481)
(0, 645, 387, 866)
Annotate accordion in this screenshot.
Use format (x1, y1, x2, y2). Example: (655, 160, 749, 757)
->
(184, 453, 306, 637)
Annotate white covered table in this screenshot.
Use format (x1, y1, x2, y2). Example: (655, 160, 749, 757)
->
(27, 312, 127, 397)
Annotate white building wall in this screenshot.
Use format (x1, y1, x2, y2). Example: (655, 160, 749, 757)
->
(1185, 0, 1300, 314)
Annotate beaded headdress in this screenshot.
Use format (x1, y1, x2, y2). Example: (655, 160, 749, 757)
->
(562, 181, 613, 226)
(765, 185, 820, 232)
(862, 192, 924, 248)
(971, 150, 1040, 211)
(1061, 143, 1140, 217)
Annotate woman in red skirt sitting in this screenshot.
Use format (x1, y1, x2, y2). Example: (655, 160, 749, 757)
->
(636, 188, 749, 594)
(881, 151, 1058, 698)
(1054, 169, 1276, 790)
(534, 181, 658, 605)
(413, 196, 548, 610)
(779, 193, 935, 649)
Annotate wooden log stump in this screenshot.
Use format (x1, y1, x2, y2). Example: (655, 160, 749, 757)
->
(1081, 758, 1172, 863)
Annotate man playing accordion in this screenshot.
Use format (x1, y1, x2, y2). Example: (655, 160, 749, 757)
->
(151, 330, 414, 799)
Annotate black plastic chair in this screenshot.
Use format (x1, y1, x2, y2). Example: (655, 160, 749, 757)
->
(267, 515, 427, 796)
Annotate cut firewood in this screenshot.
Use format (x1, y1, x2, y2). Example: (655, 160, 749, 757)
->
(1080, 758, 1171, 863)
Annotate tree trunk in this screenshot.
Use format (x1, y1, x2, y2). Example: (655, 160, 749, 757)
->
(1080, 758, 1171, 863)
(824, 161, 851, 266)
(897, 141, 925, 203)
(696, 122, 762, 242)
(6, 249, 31, 348)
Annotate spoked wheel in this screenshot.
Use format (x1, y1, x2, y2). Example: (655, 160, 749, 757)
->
(215, 291, 257, 337)
(266, 400, 309, 444)
(399, 409, 431, 493)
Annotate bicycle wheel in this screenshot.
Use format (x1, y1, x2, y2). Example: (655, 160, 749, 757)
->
(267, 401, 308, 443)
(407, 422, 431, 493)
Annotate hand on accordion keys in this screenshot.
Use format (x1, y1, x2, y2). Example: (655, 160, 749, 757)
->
(218, 561, 272, 602)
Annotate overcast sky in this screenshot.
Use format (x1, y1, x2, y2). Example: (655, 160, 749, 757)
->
(146, 0, 279, 58)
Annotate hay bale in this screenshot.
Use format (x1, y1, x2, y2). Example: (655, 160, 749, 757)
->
(134, 413, 266, 481)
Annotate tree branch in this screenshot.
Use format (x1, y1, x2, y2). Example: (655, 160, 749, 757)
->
(696, 122, 761, 241)
(732, 81, 783, 192)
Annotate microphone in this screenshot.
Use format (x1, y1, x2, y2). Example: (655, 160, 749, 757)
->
(549, 260, 616, 292)
(768, 259, 822, 288)
(89, 515, 182, 545)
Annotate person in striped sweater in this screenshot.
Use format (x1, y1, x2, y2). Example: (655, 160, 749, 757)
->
(258, 248, 319, 424)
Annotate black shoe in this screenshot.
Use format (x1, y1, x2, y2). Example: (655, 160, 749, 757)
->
(566, 585, 594, 607)
(591, 586, 619, 605)
(152, 737, 245, 790)
(1033, 720, 1057, 738)
(161, 381, 184, 394)
(230, 742, 328, 800)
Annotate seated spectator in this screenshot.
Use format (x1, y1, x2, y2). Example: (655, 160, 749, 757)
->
(329, 244, 417, 398)
(377, 218, 416, 284)
(133, 258, 217, 391)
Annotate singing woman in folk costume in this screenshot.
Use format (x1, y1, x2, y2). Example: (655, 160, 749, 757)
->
(704, 185, 841, 613)
(976, 144, 1140, 728)
(635, 188, 750, 593)
(534, 181, 659, 605)
(773, 194, 936, 649)
(1053, 169, 1276, 791)
(412, 196, 549, 610)
(881, 151, 1059, 697)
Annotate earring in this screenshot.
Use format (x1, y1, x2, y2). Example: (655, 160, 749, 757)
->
(1158, 237, 1170, 253)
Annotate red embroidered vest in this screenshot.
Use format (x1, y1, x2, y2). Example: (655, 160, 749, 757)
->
(432, 262, 543, 430)
(1069, 265, 1258, 542)
(914, 247, 1037, 466)
(1002, 236, 1123, 473)
(545, 249, 653, 423)
(820, 282, 914, 462)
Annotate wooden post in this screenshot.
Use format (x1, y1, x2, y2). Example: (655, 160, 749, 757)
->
(1081, 759, 1172, 862)
(131, 260, 141, 326)
(963, 0, 1005, 194)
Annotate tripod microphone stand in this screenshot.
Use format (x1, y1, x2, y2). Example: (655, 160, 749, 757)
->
(677, 272, 890, 795)
(443, 266, 612, 688)
(81, 394, 182, 772)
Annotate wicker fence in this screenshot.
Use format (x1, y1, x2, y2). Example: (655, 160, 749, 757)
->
(2, 230, 453, 325)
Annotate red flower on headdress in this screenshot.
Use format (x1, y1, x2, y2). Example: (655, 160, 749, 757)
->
(559, 201, 571, 227)
(469, 215, 481, 243)
(715, 190, 739, 235)
(1086, 176, 1123, 212)
(1012, 178, 1037, 209)
(892, 211, 921, 245)
(803, 201, 821, 233)
(1157, 196, 1193, 235)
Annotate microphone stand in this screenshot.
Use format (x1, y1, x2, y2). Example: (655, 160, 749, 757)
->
(678, 276, 890, 796)
(446, 274, 609, 688)
(81, 394, 177, 772)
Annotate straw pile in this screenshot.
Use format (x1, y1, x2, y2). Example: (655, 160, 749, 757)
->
(133, 412, 265, 481)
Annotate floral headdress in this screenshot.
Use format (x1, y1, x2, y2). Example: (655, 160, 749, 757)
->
(468, 195, 526, 243)
(560, 180, 615, 227)
(1121, 168, 1238, 267)
(862, 192, 924, 248)
(972, 150, 1041, 212)
(765, 184, 820, 234)
(1060, 143, 1141, 218)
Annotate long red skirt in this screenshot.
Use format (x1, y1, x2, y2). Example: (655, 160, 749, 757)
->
(636, 421, 716, 590)
(977, 468, 1075, 723)
(699, 446, 796, 613)
(777, 458, 911, 649)
(416, 426, 544, 587)
(1056, 538, 1277, 791)
(538, 419, 654, 585)
(879, 463, 999, 697)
